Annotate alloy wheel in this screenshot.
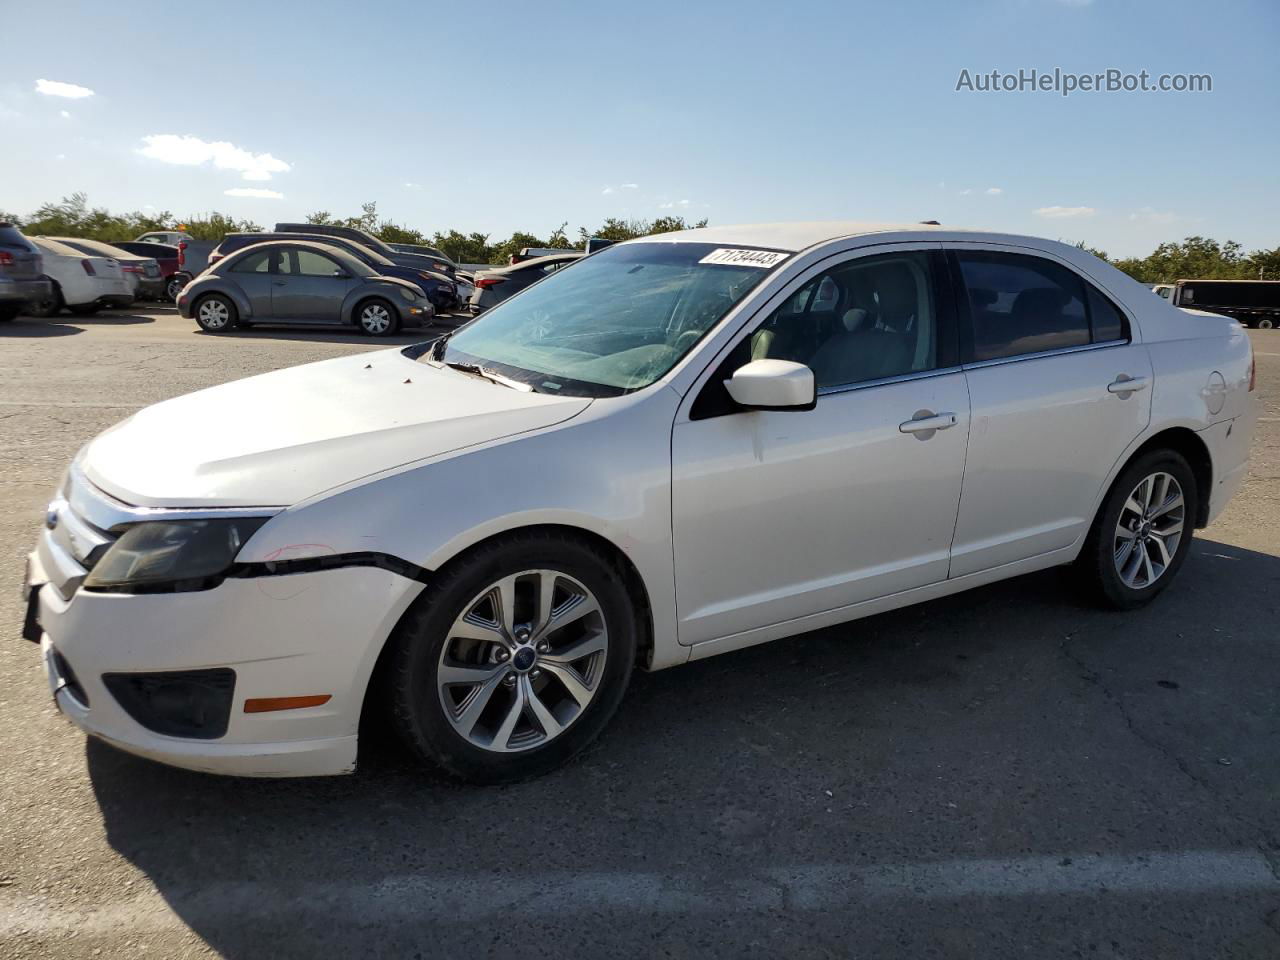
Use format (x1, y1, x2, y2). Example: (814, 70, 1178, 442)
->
(1113, 471, 1185, 589)
(436, 569, 609, 753)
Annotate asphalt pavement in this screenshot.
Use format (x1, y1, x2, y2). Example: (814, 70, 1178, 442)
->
(1, 307, 1278, 959)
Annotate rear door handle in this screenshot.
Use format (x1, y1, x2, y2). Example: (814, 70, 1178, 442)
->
(272, 280, 287, 286)
(1107, 375, 1149, 395)
(899, 411, 958, 437)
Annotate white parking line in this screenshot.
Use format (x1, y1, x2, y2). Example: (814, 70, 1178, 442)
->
(1, 850, 1275, 939)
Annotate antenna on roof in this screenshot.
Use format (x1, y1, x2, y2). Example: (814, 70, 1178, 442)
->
(919, 220, 941, 226)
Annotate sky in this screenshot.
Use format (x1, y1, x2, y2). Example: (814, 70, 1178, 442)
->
(0, 0, 1276, 258)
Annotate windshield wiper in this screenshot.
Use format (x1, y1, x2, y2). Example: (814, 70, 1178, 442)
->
(443, 361, 534, 393)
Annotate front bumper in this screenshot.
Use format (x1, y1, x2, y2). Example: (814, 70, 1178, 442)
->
(26, 543, 424, 777)
(0, 277, 53, 303)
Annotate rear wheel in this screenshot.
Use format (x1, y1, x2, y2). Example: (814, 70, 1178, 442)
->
(24, 285, 63, 318)
(194, 294, 236, 332)
(1078, 450, 1197, 610)
(166, 275, 187, 302)
(384, 531, 638, 783)
(1256, 317, 1275, 330)
(357, 298, 399, 336)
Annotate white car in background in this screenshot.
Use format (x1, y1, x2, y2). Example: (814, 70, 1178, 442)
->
(25, 222, 1256, 784)
(25, 237, 133, 317)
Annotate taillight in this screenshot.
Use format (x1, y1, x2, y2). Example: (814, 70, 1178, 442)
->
(0, 251, 12, 266)
(122, 264, 142, 274)
(178, 241, 187, 267)
(81, 259, 96, 276)
(476, 277, 505, 289)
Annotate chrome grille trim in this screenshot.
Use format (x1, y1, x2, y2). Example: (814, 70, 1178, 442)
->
(66, 461, 283, 533)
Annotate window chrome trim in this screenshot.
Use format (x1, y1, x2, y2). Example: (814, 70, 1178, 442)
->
(816, 365, 964, 397)
(960, 338, 1129, 372)
(67, 461, 284, 533)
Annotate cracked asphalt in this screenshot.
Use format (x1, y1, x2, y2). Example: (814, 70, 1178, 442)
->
(1, 308, 1278, 959)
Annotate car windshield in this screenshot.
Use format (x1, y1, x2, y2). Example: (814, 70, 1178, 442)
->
(434, 242, 787, 397)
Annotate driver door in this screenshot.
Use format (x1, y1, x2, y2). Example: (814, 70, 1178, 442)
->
(670, 244, 971, 646)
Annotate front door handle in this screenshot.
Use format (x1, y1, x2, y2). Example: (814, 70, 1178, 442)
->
(899, 410, 958, 439)
(1107, 375, 1149, 396)
(272, 280, 287, 286)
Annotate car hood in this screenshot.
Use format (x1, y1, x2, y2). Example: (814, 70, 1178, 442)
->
(81, 348, 591, 508)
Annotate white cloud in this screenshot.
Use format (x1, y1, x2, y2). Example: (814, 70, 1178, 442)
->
(224, 187, 285, 199)
(603, 183, 639, 196)
(403, 181, 422, 190)
(35, 78, 94, 99)
(138, 134, 291, 181)
(601, 186, 615, 195)
(1033, 205, 1096, 219)
(659, 199, 692, 209)
(985, 187, 1003, 195)
(59, 109, 71, 119)
(620, 183, 639, 190)
(959, 189, 974, 196)
(55, 153, 66, 161)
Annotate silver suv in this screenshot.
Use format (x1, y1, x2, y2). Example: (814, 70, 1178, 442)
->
(0, 222, 53, 322)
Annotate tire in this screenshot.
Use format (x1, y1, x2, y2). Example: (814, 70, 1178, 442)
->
(166, 275, 187, 302)
(356, 298, 400, 336)
(68, 304, 102, 316)
(194, 293, 237, 332)
(1257, 317, 1275, 330)
(1077, 449, 1198, 610)
(0, 302, 18, 322)
(24, 285, 63, 318)
(384, 530, 638, 783)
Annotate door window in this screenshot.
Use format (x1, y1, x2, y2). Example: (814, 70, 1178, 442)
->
(748, 251, 946, 388)
(230, 250, 274, 274)
(281, 249, 344, 277)
(955, 252, 1091, 360)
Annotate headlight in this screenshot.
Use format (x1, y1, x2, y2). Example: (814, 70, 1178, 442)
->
(398, 286, 417, 302)
(84, 517, 269, 592)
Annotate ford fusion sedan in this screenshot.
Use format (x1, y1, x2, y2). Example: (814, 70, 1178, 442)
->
(26, 222, 1256, 783)
(176, 240, 433, 335)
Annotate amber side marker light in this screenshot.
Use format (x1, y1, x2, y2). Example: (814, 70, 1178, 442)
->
(244, 695, 332, 714)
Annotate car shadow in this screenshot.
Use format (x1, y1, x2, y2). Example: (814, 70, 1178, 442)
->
(194, 321, 460, 347)
(85, 537, 1280, 956)
(2, 312, 159, 336)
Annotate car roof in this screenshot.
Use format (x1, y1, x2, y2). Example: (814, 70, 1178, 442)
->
(31, 236, 88, 257)
(222, 239, 373, 272)
(488, 253, 586, 272)
(48, 236, 147, 259)
(619, 220, 1071, 253)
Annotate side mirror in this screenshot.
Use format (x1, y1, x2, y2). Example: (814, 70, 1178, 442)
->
(724, 359, 816, 411)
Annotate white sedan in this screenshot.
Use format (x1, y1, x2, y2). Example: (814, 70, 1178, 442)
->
(27, 236, 133, 316)
(25, 222, 1257, 782)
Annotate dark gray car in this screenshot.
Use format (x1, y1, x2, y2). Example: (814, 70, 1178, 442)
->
(175, 240, 432, 336)
(274, 223, 455, 278)
(468, 252, 584, 314)
(0, 222, 53, 322)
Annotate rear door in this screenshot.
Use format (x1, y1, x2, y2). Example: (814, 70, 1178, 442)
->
(947, 244, 1152, 577)
(271, 248, 353, 323)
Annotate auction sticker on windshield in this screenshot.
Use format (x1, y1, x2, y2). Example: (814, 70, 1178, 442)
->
(698, 248, 790, 267)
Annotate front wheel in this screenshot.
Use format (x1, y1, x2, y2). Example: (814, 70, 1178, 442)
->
(385, 532, 638, 783)
(194, 294, 237, 332)
(1078, 450, 1197, 610)
(356, 298, 399, 336)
